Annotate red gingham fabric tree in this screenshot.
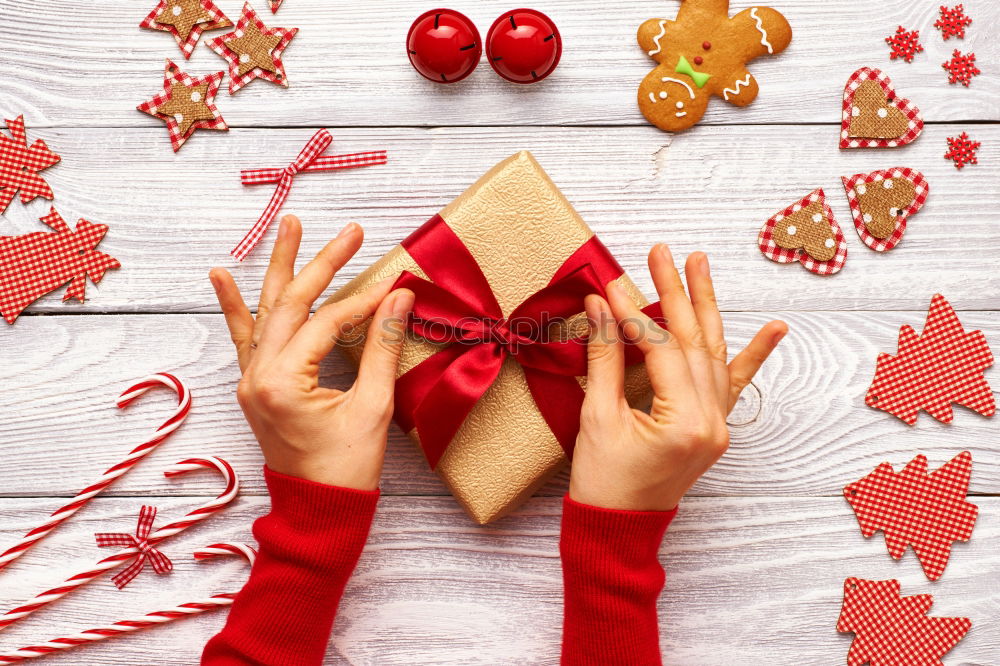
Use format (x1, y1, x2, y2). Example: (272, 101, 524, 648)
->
(0, 208, 120, 324)
(844, 451, 978, 581)
(838, 578, 971, 666)
(0, 115, 61, 215)
(866, 294, 995, 424)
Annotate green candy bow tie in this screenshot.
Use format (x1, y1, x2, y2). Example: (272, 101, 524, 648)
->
(675, 55, 711, 88)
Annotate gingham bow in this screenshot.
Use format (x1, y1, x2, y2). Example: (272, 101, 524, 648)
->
(95, 506, 173, 589)
(0, 116, 61, 214)
(231, 129, 388, 261)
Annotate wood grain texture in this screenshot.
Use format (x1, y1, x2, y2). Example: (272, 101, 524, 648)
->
(0, 124, 997, 314)
(0, 312, 996, 499)
(0, 0, 997, 128)
(0, 495, 996, 665)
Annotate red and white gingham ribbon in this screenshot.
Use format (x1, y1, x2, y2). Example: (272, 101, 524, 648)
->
(231, 129, 388, 261)
(95, 506, 174, 590)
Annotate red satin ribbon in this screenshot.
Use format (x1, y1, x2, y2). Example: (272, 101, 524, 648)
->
(391, 215, 661, 469)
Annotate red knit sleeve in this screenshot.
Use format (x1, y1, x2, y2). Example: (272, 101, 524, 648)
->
(559, 495, 677, 666)
(201, 467, 379, 666)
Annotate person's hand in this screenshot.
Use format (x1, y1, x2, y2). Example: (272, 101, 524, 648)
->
(209, 215, 414, 490)
(570, 244, 787, 511)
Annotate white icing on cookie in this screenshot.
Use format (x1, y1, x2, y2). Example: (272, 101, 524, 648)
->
(660, 77, 695, 99)
(649, 92, 658, 104)
(722, 74, 752, 101)
(648, 20, 668, 56)
(750, 8, 774, 54)
(675, 111, 687, 117)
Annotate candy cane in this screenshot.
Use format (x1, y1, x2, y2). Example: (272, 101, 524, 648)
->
(0, 374, 191, 572)
(0, 543, 256, 663)
(0, 457, 238, 632)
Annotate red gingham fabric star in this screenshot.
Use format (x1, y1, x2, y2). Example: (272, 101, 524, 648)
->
(139, 0, 232, 59)
(841, 167, 928, 252)
(844, 451, 977, 581)
(232, 129, 387, 260)
(0, 208, 120, 324)
(944, 132, 980, 169)
(137, 59, 228, 152)
(866, 294, 995, 424)
(757, 188, 848, 276)
(942, 50, 979, 87)
(0, 115, 61, 215)
(840, 68, 924, 149)
(837, 578, 971, 666)
(934, 4, 972, 40)
(95, 506, 173, 590)
(269, 0, 283, 12)
(885, 27, 923, 63)
(205, 3, 298, 94)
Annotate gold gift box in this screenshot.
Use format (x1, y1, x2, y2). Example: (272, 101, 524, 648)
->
(329, 152, 652, 524)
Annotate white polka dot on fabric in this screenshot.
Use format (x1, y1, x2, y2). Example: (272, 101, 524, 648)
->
(240, 53, 250, 63)
(812, 213, 822, 223)
(889, 207, 899, 216)
(172, 4, 182, 16)
(852, 106, 860, 117)
(856, 184, 867, 195)
(863, 213, 872, 223)
(787, 225, 797, 236)
(190, 91, 202, 102)
(174, 113, 184, 123)
(877, 108, 888, 118)
(824, 238, 835, 249)
(883, 179, 893, 189)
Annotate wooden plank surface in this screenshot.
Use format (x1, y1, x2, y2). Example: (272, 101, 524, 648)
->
(0, 496, 995, 665)
(1, 0, 998, 128)
(1, 312, 996, 499)
(0, 124, 997, 314)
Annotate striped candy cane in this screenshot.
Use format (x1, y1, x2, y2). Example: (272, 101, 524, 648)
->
(0, 543, 256, 663)
(0, 374, 192, 572)
(0, 457, 238, 632)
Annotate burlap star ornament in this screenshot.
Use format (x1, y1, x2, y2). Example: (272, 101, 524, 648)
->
(140, 0, 232, 59)
(137, 60, 228, 151)
(206, 2, 298, 94)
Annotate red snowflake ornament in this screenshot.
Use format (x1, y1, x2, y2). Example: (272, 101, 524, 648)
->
(0, 115, 61, 215)
(205, 3, 298, 94)
(944, 132, 980, 169)
(934, 4, 972, 40)
(942, 50, 979, 86)
(845, 451, 977, 581)
(137, 60, 228, 152)
(867, 294, 995, 424)
(0, 208, 120, 324)
(885, 26, 923, 63)
(838, 578, 971, 666)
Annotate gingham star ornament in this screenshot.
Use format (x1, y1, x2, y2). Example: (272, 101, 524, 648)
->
(139, 0, 233, 59)
(137, 60, 228, 152)
(0, 115, 61, 215)
(206, 2, 298, 94)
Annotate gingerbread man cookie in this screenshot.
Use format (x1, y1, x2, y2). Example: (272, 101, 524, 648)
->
(637, 0, 792, 132)
(842, 168, 928, 252)
(758, 189, 847, 276)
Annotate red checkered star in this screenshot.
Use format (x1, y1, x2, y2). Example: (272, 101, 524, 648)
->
(0, 115, 61, 215)
(944, 132, 980, 169)
(934, 4, 972, 40)
(137, 60, 228, 152)
(139, 0, 232, 59)
(942, 49, 980, 86)
(206, 2, 298, 94)
(885, 26, 923, 63)
(269, 0, 283, 12)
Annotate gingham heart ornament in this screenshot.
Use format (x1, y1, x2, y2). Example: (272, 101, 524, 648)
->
(842, 168, 929, 252)
(840, 67, 924, 149)
(758, 188, 848, 276)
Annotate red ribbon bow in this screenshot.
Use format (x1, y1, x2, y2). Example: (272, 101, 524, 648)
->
(95, 505, 173, 590)
(232, 129, 388, 261)
(391, 215, 661, 468)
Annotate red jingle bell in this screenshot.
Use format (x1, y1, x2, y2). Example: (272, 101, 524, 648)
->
(485, 8, 562, 84)
(406, 9, 482, 83)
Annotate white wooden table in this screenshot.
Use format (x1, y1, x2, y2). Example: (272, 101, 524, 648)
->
(1, 0, 998, 663)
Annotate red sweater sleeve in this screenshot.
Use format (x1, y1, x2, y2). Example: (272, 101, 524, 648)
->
(559, 495, 677, 666)
(202, 467, 379, 666)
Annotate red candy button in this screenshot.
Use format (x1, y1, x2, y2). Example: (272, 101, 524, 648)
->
(485, 8, 561, 84)
(406, 9, 482, 83)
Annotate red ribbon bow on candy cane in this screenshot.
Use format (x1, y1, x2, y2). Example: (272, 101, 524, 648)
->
(95, 505, 173, 589)
(391, 215, 663, 469)
(232, 129, 388, 261)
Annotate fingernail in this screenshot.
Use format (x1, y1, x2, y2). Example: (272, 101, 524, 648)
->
(208, 270, 220, 291)
(772, 329, 787, 345)
(699, 253, 710, 275)
(391, 289, 414, 317)
(606, 281, 625, 297)
(337, 222, 358, 239)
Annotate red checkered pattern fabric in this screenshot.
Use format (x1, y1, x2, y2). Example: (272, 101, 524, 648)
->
(233, 129, 388, 261)
(95, 506, 173, 590)
(137, 59, 228, 152)
(0, 208, 120, 324)
(269, 0, 283, 12)
(840, 68, 924, 149)
(0, 115, 61, 215)
(139, 0, 232, 59)
(757, 188, 848, 276)
(844, 451, 977, 581)
(206, 2, 298, 94)
(842, 167, 929, 252)
(866, 294, 995, 424)
(837, 577, 971, 666)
